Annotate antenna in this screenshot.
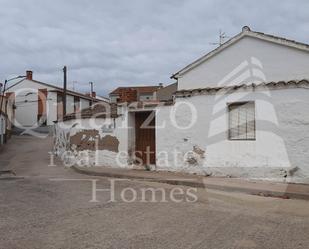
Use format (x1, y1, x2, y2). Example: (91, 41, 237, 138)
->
(209, 30, 229, 46)
(72, 81, 77, 91)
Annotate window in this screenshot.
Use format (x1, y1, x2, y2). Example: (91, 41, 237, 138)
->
(228, 102, 255, 140)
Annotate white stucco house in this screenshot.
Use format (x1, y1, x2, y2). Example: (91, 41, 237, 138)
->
(54, 26, 309, 183)
(6, 71, 103, 128)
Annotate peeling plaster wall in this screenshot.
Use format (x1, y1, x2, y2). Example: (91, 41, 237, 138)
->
(54, 112, 131, 168)
(53, 88, 309, 183)
(156, 87, 309, 183)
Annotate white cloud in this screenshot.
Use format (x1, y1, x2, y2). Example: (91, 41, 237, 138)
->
(0, 0, 308, 95)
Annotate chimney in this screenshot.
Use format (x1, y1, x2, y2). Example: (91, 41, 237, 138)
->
(159, 83, 163, 88)
(26, 70, 33, 80)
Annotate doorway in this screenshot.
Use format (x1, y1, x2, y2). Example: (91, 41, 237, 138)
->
(135, 111, 156, 165)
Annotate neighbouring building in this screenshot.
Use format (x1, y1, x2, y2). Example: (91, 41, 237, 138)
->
(54, 26, 309, 183)
(109, 85, 162, 103)
(156, 82, 177, 102)
(95, 95, 110, 102)
(0, 94, 14, 145)
(6, 71, 104, 127)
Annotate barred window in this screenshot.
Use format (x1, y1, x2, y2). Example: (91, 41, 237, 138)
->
(228, 102, 256, 140)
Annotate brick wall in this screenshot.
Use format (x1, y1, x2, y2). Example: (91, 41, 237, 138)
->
(118, 88, 137, 103)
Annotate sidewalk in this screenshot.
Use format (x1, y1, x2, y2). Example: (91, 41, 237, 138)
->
(72, 166, 309, 200)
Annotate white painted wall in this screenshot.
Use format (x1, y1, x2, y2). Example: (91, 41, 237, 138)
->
(14, 89, 38, 127)
(10, 80, 38, 126)
(139, 93, 155, 101)
(80, 98, 90, 110)
(9, 80, 54, 127)
(110, 95, 119, 103)
(47, 92, 58, 125)
(156, 87, 309, 183)
(53, 87, 309, 183)
(66, 95, 75, 114)
(178, 36, 309, 90)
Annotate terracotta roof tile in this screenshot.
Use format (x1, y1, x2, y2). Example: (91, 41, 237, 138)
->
(61, 103, 119, 122)
(110, 86, 161, 95)
(176, 79, 309, 96)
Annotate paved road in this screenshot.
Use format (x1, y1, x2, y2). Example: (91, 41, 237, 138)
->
(0, 136, 309, 249)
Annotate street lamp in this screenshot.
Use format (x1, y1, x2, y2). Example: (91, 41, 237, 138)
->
(0, 75, 26, 113)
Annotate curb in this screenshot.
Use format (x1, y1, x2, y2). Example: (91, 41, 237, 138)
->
(71, 166, 309, 201)
(0, 176, 24, 180)
(71, 166, 207, 186)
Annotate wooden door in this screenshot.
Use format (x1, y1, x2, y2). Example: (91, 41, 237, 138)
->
(135, 111, 156, 165)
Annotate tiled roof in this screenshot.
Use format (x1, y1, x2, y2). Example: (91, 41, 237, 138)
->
(176, 79, 309, 97)
(49, 88, 98, 102)
(31, 80, 103, 101)
(252, 31, 309, 50)
(61, 103, 119, 122)
(110, 86, 161, 95)
(7, 78, 105, 102)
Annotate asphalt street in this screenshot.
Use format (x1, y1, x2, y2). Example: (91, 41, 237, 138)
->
(0, 136, 308, 249)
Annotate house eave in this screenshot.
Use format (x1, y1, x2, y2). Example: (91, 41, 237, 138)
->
(175, 79, 309, 98)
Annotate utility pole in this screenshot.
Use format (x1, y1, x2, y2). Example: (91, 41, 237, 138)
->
(89, 81, 93, 106)
(63, 66, 67, 116)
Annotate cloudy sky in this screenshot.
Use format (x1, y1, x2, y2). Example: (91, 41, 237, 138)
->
(0, 0, 308, 96)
